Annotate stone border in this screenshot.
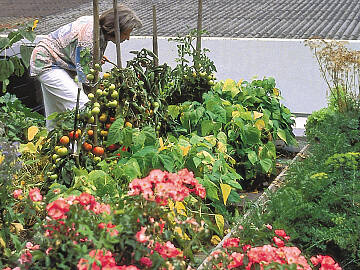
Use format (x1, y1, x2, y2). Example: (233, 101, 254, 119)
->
(197, 143, 310, 269)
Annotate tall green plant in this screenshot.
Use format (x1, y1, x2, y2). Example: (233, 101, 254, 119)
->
(0, 20, 38, 92)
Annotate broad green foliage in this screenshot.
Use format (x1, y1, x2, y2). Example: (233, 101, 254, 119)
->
(0, 20, 37, 92)
(168, 77, 296, 189)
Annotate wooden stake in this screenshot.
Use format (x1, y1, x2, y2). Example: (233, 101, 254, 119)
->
(196, 0, 203, 54)
(152, 5, 159, 67)
(113, 0, 122, 68)
(92, 0, 100, 146)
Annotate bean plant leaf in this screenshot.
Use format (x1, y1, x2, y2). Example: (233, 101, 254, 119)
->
(18, 28, 36, 42)
(0, 59, 14, 81)
(247, 150, 258, 165)
(260, 158, 273, 173)
(215, 214, 225, 235)
(88, 170, 118, 197)
(20, 45, 34, 69)
(10, 57, 25, 77)
(0, 37, 9, 49)
(255, 119, 266, 130)
(223, 78, 239, 98)
(168, 105, 180, 119)
(106, 118, 124, 145)
(220, 183, 232, 206)
(277, 128, 287, 143)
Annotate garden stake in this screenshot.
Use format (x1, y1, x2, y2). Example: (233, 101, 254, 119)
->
(196, 0, 203, 65)
(71, 83, 82, 168)
(113, 0, 122, 68)
(152, 5, 159, 67)
(92, 0, 100, 147)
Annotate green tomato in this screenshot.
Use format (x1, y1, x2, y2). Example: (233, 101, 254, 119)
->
(91, 107, 101, 115)
(109, 84, 116, 91)
(111, 90, 119, 98)
(86, 74, 94, 81)
(93, 102, 100, 108)
(88, 93, 95, 99)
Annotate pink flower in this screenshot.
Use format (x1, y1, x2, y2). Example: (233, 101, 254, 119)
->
(223, 237, 241, 248)
(76, 193, 95, 207)
(25, 242, 40, 250)
(265, 224, 273, 230)
(46, 247, 53, 255)
(98, 223, 106, 229)
(46, 198, 70, 220)
(29, 187, 42, 202)
(13, 189, 22, 199)
(242, 244, 251, 252)
(139, 256, 153, 267)
(135, 226, 150, 243)
(275, 229, 290, 240)
(310, 255, 342, 270)
(228, 252, 244, 269)
(273, 236, 285, 247)
(18, 250, 32, 264)
(154, 241, 182, 259)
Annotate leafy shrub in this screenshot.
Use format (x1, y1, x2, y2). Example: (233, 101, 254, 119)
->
(238, 108, 360, 269)
(0, 93, 45, 142)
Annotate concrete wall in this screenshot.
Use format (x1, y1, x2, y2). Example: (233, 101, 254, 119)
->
(103, 37, 360, 115)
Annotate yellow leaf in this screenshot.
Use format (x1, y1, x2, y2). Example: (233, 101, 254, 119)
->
(204, 135, 217, 146)
(35, 136, 46, 150)
(232, 110, 241, 118)
(168, 199, 175, 211)
(174, 226, 190, 240)
(217, 141, 227, 153)
(0, 155, 4, 165)
(273, 87, 279, 96)
(215, 214, 224, 235)
(175, 201, 187, 216)
(0, 236, 5, 248)
(220, 183, 232, 206)
(179, 145, 191, 156)
(237, 79, 243, 88)
(253, 111, 264, 120)
(255, 119, 265, 130)
(223, 79, 240, 98)
(11, 222, 24, 234)
(27, 126, 39, 141)
(211, 235, 222, 245)
(158, 137, 166, 152)
(19, 142, 37, 154)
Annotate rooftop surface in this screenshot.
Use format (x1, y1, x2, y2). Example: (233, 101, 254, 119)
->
(1, 0, 360, 40)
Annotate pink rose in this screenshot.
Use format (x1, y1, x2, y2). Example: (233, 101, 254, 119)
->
(29, 188, 42, 202)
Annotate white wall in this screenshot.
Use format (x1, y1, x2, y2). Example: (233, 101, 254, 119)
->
(103, 37, 360, 115)
(5, 36, 360, 114)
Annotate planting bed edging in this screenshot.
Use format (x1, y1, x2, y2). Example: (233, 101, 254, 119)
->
(197, 143, 310, 270)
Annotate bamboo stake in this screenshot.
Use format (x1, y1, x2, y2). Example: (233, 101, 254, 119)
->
(113, 0, 122, 68)
(93, 0, 100, 146)
(152, 5, 159, 67)
(196, 0, 203, 56)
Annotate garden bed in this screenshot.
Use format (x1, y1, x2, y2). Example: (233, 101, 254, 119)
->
(197, 139, 310, 269)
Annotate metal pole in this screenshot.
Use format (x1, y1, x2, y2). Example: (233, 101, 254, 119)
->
(113, 0, 122, 68)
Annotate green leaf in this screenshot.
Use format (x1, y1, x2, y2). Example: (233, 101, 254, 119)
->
(277, 128, 287, 143)
(123, 159, 141, 180)
(168, 105, 180, 119)
(222, 78, 240, 98)
(260, 158, 273, 173)
(201, 119, 214, 136)
(106, 118, 124, 145)
(0, 59, 14, 81)
(242, 126, 261, 145)
(215, 214, 225, 235)
(10, 57, 25, 77)
(0, 37, 9, 49)
(20, 45, 34, 69)
(18, 28, 36, 42)
(159, 153, 174, 172)
(247, 150, 258, 165)
(88, 170, 118, 197)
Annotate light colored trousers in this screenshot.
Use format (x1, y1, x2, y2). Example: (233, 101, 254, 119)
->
(38, 69, 89, 130)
